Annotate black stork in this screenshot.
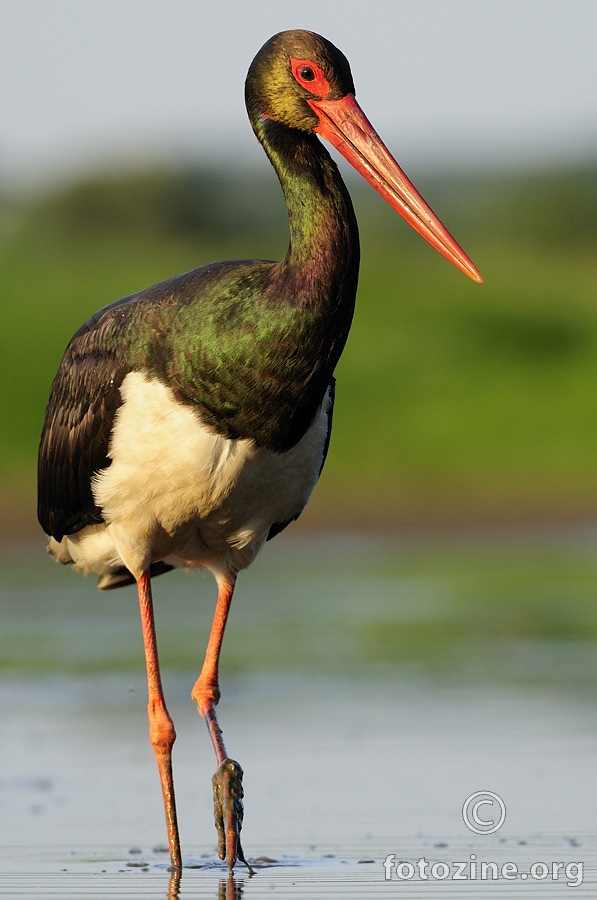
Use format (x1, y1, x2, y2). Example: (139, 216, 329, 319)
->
(37, 30, 482, 872)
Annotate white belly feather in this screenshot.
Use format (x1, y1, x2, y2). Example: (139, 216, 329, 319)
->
(53, 371, 331, 582)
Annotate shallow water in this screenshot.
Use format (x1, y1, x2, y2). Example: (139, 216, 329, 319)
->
(1, 531, 597, 896)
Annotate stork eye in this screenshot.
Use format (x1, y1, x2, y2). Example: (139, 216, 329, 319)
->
(298, 65, 315, 81)
(290, 56, 331, 97)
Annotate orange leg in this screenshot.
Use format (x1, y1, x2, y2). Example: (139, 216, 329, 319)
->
(191, 574, 252, 872)
(137, 571, 182, 871)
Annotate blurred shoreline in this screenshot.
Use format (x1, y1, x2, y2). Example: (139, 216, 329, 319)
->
(4, 481, 597, 544)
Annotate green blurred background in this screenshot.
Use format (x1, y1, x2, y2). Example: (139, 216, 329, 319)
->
(0, 0, 596, 695)
(1, 0, 597, 541)
(2, 162, 596, 536)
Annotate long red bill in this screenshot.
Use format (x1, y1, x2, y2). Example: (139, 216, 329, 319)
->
(309, 93, 483, 284)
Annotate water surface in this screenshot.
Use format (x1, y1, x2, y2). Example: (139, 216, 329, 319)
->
(1, 530, 596, 896)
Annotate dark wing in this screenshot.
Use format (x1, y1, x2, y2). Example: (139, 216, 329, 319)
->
(38, 312, 129, 541)
(266, 377, 335, 541)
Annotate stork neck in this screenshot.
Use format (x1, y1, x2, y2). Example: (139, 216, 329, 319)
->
(256, 117, 360, 307)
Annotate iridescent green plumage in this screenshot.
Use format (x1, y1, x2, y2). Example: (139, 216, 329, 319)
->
(39, 32, 361, 539)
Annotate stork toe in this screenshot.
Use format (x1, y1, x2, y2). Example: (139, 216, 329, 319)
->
(212, 758, 253, 873)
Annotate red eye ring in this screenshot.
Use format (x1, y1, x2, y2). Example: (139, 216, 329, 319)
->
(290, 57, 331, 99)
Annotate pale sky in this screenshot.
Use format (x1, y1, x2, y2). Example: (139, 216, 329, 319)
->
(1, 0, 596, 192)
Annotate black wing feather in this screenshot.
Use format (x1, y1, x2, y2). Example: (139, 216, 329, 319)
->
(38, 314, 130, 541)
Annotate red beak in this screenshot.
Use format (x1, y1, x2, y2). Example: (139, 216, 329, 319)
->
(309, 93, 483, 284)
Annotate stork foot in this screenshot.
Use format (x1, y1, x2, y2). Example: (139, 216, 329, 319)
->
(212, 758, 253, 873)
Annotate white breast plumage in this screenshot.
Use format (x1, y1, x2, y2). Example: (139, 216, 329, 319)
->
(50, 371, 331, 582)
